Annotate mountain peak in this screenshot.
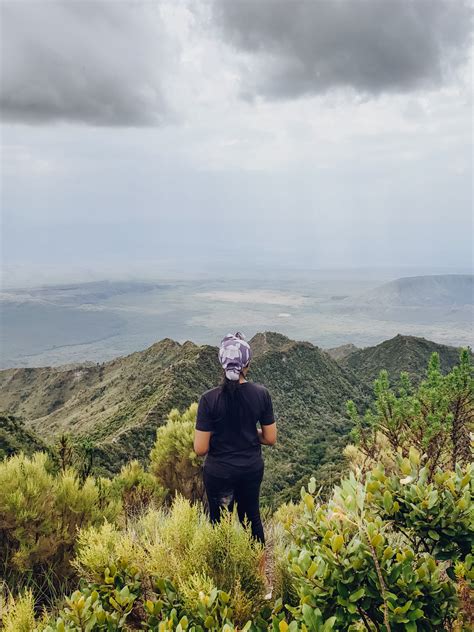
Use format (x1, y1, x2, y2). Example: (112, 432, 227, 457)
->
(249, 331, 294, 357)
(349, 274, 473, 307)
(325, 343, 359, 362)
(342, 333, 466, 385)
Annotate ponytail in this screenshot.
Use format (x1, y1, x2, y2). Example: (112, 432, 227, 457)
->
(220, 370, 250, 427)
(221, 374, 241, 397)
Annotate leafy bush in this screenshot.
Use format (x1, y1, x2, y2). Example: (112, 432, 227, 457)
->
(0, 589, 37, 632)
(278, 471, 459, 631)
(347, 349, 473, 477)
(55, 496, 264, 628)
(187, 510, 265, 624)
(72, 521, 143, 588)
(366, 451, 473, 561)
(112, 459, 167, 517)
(42, 586, 137, 631)
(150, 403, 205, 502)
(140, 495, 204, 582)
(0, 452, 120, 588)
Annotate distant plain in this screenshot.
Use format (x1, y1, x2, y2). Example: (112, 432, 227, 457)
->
(1, 272, 472, 369)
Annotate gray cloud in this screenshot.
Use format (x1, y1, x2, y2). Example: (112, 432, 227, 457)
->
(1, 1, 171, 126)
(213, 0, 473, 98)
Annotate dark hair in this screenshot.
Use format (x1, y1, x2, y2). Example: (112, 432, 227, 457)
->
(220, 368, 249, 427)
(221, 373, 241, 396)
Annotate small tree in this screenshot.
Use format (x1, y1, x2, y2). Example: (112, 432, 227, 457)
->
(346, 349, 473, 478)
(149, 403, 205, 502)
(0, 452, 121, 586)
(54, 434, 74, 472)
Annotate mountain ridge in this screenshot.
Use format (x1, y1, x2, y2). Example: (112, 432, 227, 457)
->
(340, 332, 468, 386)
(346, 273, 473, 307)
(0, 331, 468, 503)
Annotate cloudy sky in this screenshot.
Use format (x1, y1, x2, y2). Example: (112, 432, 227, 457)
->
(1, 0, 472, 287)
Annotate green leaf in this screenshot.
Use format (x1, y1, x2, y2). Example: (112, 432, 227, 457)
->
(383, 490, 393, 512)
(349, 587, 365, 602)
(331, 534, 344, 553)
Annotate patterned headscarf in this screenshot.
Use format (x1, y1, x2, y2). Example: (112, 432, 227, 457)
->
(218, 332, 252, 381)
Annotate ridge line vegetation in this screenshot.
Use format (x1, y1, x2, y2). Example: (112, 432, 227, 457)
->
(1, 347, 472, 630)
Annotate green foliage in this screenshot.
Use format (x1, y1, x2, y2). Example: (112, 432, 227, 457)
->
(0, 589, 37, 632)
(187, 510, 265, 624)
(140, 496, 204, 581)
(347, 348, 473, 476)
(144, 574, 246, 631)
(271, 599, 336, 632)
(2, 347, 472, 631)
(68, 496, 265, 628)
(366, 451, 473, 561)
(42, 585, 137, 631)
(150, 403, 205, 502)
(279, 470, 460, 631)
(0, 452, 121, 588)
(0, 414, 47, 460)
(72, 521, 143, 587)
(111, 459, 167, 516)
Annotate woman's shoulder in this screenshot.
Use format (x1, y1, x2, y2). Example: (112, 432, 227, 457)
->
(200, 384, 223, 401)
(244, 381, 270, 395)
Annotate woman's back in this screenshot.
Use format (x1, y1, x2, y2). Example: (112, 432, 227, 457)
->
(196, 381, 274, 475)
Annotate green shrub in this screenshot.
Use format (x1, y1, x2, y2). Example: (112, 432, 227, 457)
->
(188, 510, 265, 624)
(366, 450, 473, 561)
(0, 452, 121, 587)
(149, 403, 205, 502)
(140, 495, 204, 581)
(112, 459, 167, 517)
(0, 589, 37, 632)
(71, 495, 265, 628)
(270, 511, 299, 609)
(72, 521, 143, 587)
(278, 469, 460, 631)
(347, 349, 473, 477)
(139, 499, 264, 624)
(42, 585, 137, 631)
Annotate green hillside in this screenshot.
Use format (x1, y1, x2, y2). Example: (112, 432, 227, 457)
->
(0, 339, 222, 474)
(0, 331, 467, 504)
(248, 337, 367, 503)
(340, 333, 467, 386)
(0, 413, 46, 459)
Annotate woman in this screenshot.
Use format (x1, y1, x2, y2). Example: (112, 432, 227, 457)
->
(194, 332, 277, 544)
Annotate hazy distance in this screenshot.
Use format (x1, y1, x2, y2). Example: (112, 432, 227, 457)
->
(1, 1, 472, 366)
(1, 271, 472, 369)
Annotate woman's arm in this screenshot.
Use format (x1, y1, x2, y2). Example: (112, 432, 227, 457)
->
(194, 429, 211, 456)
(258, 422, 277, 446)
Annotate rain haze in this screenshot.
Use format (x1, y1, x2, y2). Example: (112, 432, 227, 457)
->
(0, 0, 473, 366)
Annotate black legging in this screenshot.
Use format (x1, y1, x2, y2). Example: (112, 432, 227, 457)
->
(203, 464, 265, 544)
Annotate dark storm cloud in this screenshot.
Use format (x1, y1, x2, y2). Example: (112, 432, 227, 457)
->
(213, 0, 473, 98)
(0, 1, 170, 126)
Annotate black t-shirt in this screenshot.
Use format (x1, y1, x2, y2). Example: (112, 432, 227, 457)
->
(196, 381, 275, 476)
